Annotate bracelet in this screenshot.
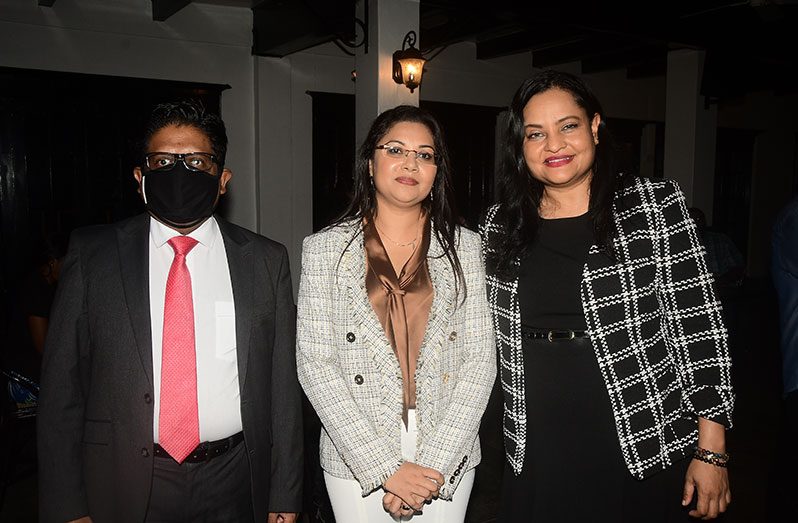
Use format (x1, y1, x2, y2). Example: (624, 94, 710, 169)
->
(693, 446, 729, 468)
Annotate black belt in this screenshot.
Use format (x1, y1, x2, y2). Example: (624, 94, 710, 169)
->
(521, 326, 590, 342)
(154, 431, 244, 463)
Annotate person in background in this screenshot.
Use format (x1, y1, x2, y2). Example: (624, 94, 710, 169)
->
(0, 232, 67, 382)
(37, 100, 303, 523)
(771, 194, 798, 518)
(688, 207, 745, 289)
(22, 232, 68, 356)
(481, 70, 734, 522)
(296, 105, 496, 522)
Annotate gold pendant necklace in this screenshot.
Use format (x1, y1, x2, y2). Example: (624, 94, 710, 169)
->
(374, 220, 420, 249)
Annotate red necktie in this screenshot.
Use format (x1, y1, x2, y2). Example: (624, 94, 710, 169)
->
(159, 236, 200, 463)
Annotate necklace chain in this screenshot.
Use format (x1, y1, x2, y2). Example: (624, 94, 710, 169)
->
(374, 219, 420, 248)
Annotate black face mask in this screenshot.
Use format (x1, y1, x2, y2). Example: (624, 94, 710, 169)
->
(142, 162, 221, 229)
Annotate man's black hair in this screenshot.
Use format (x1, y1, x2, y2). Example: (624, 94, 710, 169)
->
(141, 99, 228, 166)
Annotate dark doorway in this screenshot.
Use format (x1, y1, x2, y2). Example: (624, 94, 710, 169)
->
(421, 100, 502, 229)
(309, 94, 501, 232)
(309, 92, 356, 232)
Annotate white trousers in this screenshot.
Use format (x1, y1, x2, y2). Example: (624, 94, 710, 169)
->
(324, 410, 475, 522)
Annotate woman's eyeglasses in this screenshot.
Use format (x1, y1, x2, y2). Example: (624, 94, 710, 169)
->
(375, 144, 436, 165)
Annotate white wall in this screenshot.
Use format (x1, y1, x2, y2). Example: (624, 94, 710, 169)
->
(419, 43, 530, 108)
(255, 43, 355, 287)
(0, 0, 257, 229)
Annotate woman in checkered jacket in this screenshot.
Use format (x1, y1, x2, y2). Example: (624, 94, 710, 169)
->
(480, 70, 734, 522)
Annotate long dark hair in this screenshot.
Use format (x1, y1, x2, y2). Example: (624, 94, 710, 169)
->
(488, 70, 626, 277)
(333, 105, 465, 299)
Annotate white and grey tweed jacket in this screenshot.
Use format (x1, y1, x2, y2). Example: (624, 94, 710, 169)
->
(480, 177, 734, 480)
(296, 220, 496, 499)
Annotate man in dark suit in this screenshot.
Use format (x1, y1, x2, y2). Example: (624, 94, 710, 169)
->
(37, 100, 302, 523)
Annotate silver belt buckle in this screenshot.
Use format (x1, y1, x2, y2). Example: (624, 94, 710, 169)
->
(547, 330, 575, 342)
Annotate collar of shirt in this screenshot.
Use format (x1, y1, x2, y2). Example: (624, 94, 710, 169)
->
(149, 216, 220, 250)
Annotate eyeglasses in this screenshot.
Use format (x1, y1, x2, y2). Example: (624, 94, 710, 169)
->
(144, 152, 220, 175)
(375, 144, 437, 165)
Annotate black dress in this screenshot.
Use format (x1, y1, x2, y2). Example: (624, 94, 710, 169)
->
(499, 213, 690, 523)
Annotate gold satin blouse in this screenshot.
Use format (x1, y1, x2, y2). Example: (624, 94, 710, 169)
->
(364, 218, 433, 427)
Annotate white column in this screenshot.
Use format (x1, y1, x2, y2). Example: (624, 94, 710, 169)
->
(663, 49, 718, 221)
(355, 0, 420, 146)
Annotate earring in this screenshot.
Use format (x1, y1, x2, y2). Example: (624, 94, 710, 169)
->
(594, 135, 599, 145)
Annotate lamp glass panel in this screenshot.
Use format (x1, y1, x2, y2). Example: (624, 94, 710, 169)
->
(399, 57, 425, 87)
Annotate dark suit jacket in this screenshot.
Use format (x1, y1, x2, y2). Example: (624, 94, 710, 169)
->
(37, 213, 303, 523)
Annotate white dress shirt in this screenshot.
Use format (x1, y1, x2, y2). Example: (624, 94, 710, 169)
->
(148, 216, 243, 443)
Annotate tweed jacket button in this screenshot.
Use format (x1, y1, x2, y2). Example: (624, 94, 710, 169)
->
(354, 374, 364, 385)
(346, 332, 356, 343)
(449, 476, 455, 484)
(141, 448, 150, 457)
(144, 393, 152, 404)
(449, 331, 457, 341)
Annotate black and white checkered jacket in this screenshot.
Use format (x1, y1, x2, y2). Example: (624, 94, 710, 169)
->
(480, 177, 734, 479)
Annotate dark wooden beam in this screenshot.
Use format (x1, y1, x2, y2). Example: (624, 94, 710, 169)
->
(152, 0, 192, 22)
(419, 7, 520, 51)
(252, 0, 353, 57)
(38, 0, 56, 6)
(476, 27, 590, 60)
(580, 45, 667, 76)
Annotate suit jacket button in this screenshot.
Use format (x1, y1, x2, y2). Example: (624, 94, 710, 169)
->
(354, 374, 364, 385)
(449, 476, 455, 484)
(449, 331, 457, 341)
(346, 332, 356, 343)
(144, 393, 152, 404)
(141, 448, 150, 457)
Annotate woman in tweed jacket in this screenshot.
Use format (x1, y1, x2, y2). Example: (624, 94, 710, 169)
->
(297, 106, 496, 522)
(481, 71, 733, 522)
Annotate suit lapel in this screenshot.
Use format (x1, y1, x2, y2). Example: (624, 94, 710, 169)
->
(418, 233, 455, 376)
(338, 227, 401, 377)
(217, 218, 253, 390)
(118, 214, 154, 386)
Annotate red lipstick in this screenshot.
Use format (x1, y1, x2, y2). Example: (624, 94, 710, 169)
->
(544, 155, 574, 167)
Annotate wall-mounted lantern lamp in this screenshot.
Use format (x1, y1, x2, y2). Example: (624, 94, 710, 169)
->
(392, 31, 426, 93)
